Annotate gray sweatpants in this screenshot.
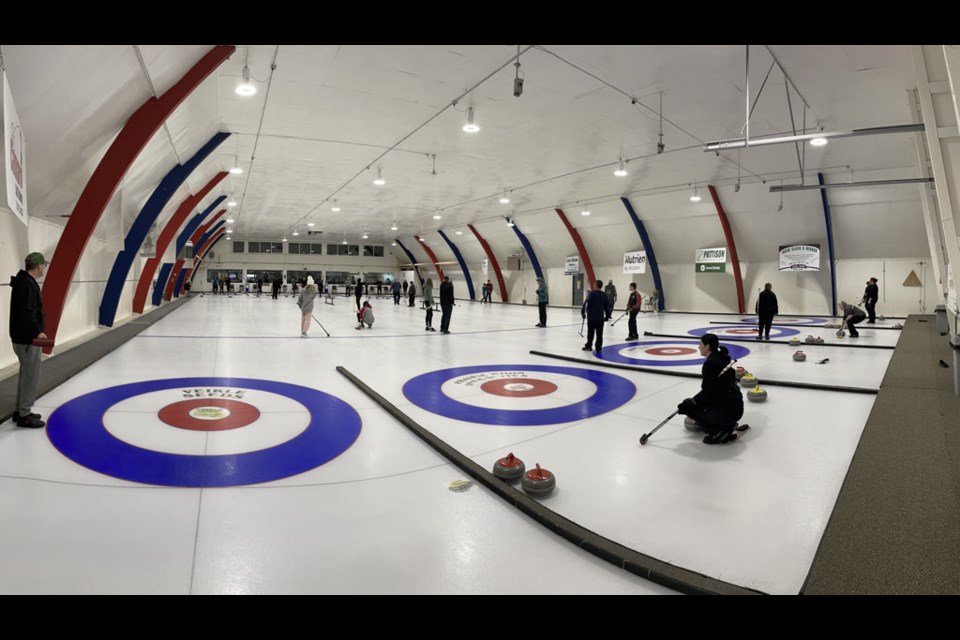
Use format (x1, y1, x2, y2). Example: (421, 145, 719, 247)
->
(12, 343, 42, 415)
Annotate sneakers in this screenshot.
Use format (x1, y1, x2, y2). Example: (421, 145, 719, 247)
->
(582, 345, 592, 351)
(427, 327, 436, 331)
(703, 431, 736, 445)
(16, 415, 45, 429)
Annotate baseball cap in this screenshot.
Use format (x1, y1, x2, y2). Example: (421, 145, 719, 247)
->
(26, 252, 48, 266)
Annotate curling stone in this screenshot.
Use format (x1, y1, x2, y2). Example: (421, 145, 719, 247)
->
(836, 329, 845, 338)
(878, 315, 885, 322)
(804, 335, 817, 343)
(684, 416, 701, 431)
(789, 337, 801, 346)
(735, 366, 747, 381)
(521, 463, 556, 496)
(793, 350, 807, 362)
(492, 452, 525, 481)
(747, 386, 768, 402)
(893, 322, 903, 329)
(739, 373, 759, 388)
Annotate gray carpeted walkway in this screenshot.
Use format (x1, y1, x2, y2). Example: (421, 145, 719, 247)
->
(803, 314, 960, 594)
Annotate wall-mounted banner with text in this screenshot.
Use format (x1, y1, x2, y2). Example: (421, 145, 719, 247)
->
(695, 247, 726, 273)
(778, 244, 821, 271)
(623, 250, 647, 274)
(564, 255, 581, 275)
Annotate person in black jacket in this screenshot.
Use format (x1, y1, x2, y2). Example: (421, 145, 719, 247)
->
(755, 282, 779, 340)
(677, 333, 744, 444)
(8, 252, 49, 428)
(581, 280, 612, 353)
(439, 276, 454, 334)
(862, 277, 879, 323)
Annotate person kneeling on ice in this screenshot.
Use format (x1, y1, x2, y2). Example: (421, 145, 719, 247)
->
(677, 334, 744, 444)
(356, 300, 375, 330)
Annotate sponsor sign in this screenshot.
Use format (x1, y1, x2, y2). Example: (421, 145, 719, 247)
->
(623, 250, 647, 274)
(779, 244, 821, 271)
(695, 247, 726, 273)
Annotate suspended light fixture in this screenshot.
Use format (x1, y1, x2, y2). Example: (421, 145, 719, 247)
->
(307, 221, 315, 227)
(433, 210, 442, 220)
(282, 237, 288, 242)
(581, 204, 591, 216)
(235, 66, 257, 96)
(226, 218, 235, 223)
(226, 228, 233, 233)
(229, 156, 243, 175)
(689, 185, 702, 202)
(331, 200, 341, 212)
(455, 230, 463, 235)
(506, 216, 515, 227)
(499, 191, 510, 204)
(462, 106, 480, 133)
(390, 223, 398, 231)
(362, 232, 369, 239)
(342, 235, 348, 245)
(292, 230, 299, 236)
(810, 137, 828, 146)
(227, 200, 237, 207)
(373, 168, 386, 186)
(391, 241, 397, 246)
(614, 159, 628, 177)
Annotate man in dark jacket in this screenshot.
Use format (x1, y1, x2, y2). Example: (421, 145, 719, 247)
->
(9, 252, 48, 428)
(625, 282, 642, 340)
(839, 301, 867, 337)
(581, 279, 612, 354)
(755, 282, 779, 340)
(862, 277, 879, 323)
(439, 276, 455, 334)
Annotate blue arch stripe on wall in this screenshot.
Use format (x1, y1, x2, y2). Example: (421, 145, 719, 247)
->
(196, 220, 226, 255)
(153, 263, 174, 307)
(395, 239, 424, 285)
(818, 173, 838, 316)
(620, 197, 664, 311)
(437, 229, 475, 300)
(98, 132, 230, 327)
(509, 221, 543, 280)
(177, 195, 226, 256)
(172, 266, 189, 298)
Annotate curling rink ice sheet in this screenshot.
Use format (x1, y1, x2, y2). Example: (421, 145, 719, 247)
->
(0, 295, 898, 593)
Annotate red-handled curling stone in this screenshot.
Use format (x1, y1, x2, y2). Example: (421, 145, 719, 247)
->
(492, 452, 525, 481)
(735, 366, 747, 381)
(521, 463, 556, 496)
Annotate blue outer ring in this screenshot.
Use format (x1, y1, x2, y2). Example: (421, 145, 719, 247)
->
(599, 340, 752, 366)
(737, 317, 826, 325)
(402, 365, 635, 425)
(46, 377, 362, 487)
(688, 325, 800, 339)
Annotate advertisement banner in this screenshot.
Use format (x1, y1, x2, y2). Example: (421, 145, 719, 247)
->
(481, 258, 488, 276)
(695, 247, 726, 273)
(564, 255, 580, 275)
(4, 71, 28, 225)
(623, 250, 647, 274)
(778, 244, 821, 271)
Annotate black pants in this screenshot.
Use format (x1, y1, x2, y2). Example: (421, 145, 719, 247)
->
(355, 294, 362, 311)
(538, 302, 547, 326)
(408, 294, 415, 307)
(585, 319, 605, 351)
(865, 301, 876, 323)
(425, 308, 433, 328)
(758, 313, 774, 338)
(440, 304, 452, 332)
(394, 292, 401, 305)
(628, 310, 638, 338)
(847, 315, 865, 336)
(689, 401, 744, 436)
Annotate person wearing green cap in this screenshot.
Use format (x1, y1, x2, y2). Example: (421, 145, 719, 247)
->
(8, 252, 48, 428)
